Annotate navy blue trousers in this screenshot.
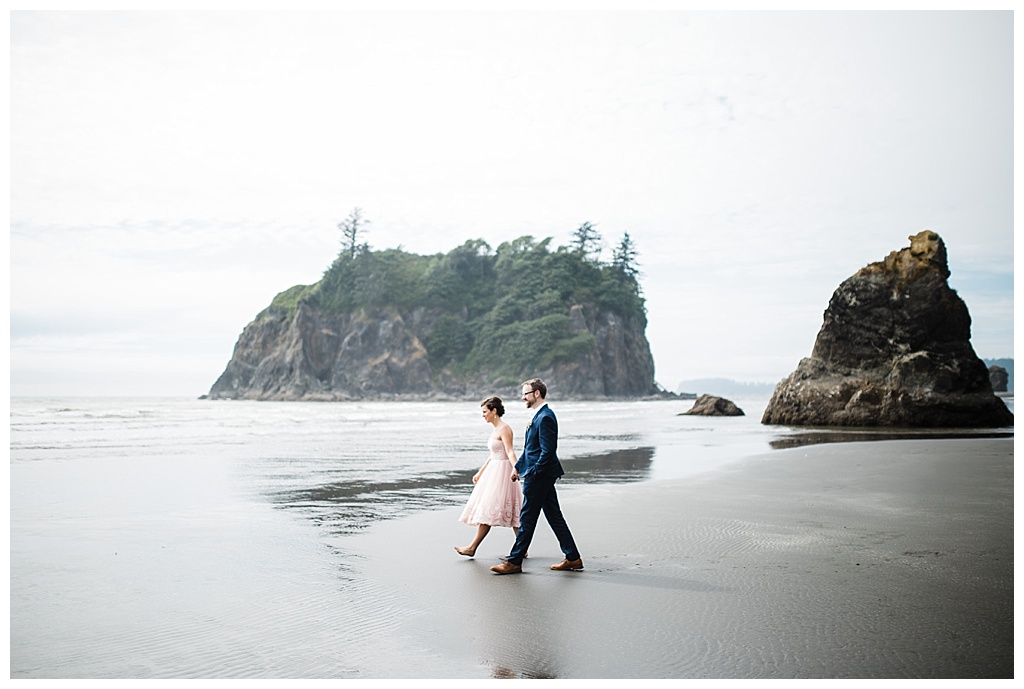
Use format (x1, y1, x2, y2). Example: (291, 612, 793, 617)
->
(507, 475, 580, 565)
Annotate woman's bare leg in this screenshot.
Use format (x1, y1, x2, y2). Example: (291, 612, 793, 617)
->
(455, 524, 491, 557)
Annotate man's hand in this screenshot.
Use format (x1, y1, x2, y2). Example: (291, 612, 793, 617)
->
(510, 469, 520, 482)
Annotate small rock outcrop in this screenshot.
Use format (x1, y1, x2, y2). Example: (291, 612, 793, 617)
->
(682, 395, 744, 416)
(989, 365, 1009, 393)
(762, 231, 1013, 428)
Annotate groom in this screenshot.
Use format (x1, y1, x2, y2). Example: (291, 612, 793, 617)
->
(491, 378, 583, 574)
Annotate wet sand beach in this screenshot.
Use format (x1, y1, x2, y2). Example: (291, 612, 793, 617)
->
(10, 399, 1013, 679)
(347, 438, 1013, 678)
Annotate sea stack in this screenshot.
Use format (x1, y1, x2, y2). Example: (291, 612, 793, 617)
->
(205, 238, 660, 400)
(762, 231, 1013, 428)
(988, 365, 1009, 393)
(682, 395, 744, 416)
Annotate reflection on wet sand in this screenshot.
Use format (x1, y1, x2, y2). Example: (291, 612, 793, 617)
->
(769, 428, 1013, 450)
(490, 666, 556, 679)
(560, 446, 655, 484)
(269, 447, 657, 535)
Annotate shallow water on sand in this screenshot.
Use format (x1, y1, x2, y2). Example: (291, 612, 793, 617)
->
(8, 396, 1013, 678)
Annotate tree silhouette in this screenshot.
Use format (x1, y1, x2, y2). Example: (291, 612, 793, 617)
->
(570, 221, 602, 261)
(612, 231, 640, 280)
(338, 207, 370, 259)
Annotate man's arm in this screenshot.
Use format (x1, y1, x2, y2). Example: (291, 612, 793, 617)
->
(533, 410, 558, 474)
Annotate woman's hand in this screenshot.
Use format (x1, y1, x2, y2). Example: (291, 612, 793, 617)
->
(472, 472, 481, 484)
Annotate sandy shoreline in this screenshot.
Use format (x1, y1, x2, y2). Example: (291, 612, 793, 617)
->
(346, 438, 1013, 678)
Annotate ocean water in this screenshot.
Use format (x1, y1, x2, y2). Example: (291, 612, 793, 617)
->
(8, 396, 1013, 678)
(9, 396, 783, 536)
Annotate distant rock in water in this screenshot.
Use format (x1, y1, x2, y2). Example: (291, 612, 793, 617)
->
(988, 366, 1009, 393)
(983, 358, 1014, 392)
(762, 231, 1013, 428)
(682, 395, 744, 416)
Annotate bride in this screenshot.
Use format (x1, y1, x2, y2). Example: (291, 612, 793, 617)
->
(454, 396, 523, 557)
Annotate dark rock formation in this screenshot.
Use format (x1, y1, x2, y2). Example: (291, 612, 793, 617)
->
(682, 395, 744, 416)
(208, 302, 656, 400)
(988, 366, 1009, 393)
(762, 231, 1013, 428)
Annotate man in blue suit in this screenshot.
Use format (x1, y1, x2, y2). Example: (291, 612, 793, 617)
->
(491, 378, 583, 574)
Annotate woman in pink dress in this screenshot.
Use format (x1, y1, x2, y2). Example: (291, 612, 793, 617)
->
(454, 396, 523, 557)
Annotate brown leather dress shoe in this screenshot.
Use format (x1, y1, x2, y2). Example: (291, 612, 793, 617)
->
(490, 561, 523, 575)
(550, 558, 584, 571)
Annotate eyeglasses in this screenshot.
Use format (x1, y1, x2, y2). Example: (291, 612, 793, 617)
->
(521, 390, 537, 399)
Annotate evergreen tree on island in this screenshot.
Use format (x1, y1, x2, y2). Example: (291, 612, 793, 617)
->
(338, 207, 370, 259)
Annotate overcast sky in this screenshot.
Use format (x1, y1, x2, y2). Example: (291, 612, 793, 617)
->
(9, 10, 1015, 397)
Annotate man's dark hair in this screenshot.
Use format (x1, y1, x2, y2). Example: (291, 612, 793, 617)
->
(522, 378, 547, 398)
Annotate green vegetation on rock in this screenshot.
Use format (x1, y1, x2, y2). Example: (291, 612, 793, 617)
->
(262, 226, 645, 383)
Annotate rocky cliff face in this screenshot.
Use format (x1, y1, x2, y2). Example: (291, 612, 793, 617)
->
(207, 302, 656, 400)
(762, 231, 1013, 427)
(542, 305, 655, 397)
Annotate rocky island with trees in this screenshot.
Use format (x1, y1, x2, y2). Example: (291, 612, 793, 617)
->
(206, 212, 662, 400)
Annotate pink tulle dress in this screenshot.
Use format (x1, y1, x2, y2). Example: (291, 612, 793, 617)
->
(458, 435, 523, 528)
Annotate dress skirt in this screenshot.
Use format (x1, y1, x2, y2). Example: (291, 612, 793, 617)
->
(459, 455, 523, 528)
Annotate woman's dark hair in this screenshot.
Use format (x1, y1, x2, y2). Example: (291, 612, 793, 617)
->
(480, 396, 505, 417)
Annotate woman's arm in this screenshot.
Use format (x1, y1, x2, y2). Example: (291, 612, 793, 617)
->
(472, 456, 488, 483)
(500, 424, 520, 482)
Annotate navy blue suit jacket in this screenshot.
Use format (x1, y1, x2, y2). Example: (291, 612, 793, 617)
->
(515, 404, 565, 480)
